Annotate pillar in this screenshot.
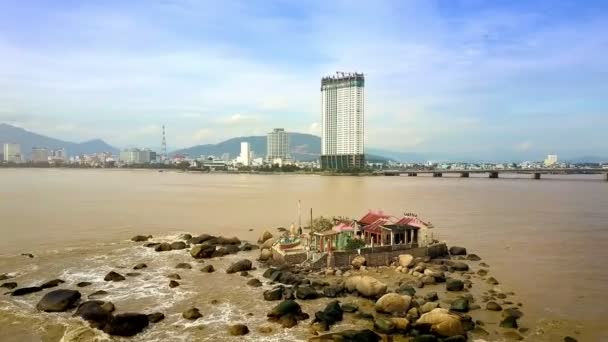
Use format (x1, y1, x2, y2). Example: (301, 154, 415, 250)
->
(433, 172, 442, 177)
(390, 232, 395, 246)
(460, 172, 469, 178)
(534, 172, 541, 180)
(489, 171, 499, 178)
(409, 172, 417, 176)
(605, 173, 608, 181)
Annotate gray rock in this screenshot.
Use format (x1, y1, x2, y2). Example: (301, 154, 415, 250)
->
(40, 279, 65, 289)
(170, 241, 187, 250)
(74, 301, 112, 329)
(131, 235, 151, 242)
(183, 307, 202, 320)
(487, 277, 499, 285)
(147, 312, 165, 323)
(11, 286, 42, 296)
(446, 279, 464, 291)
(341, 303, 358, 313)
(466, 254, 481, 261)
(104, 271, 125, 282)
(133, 263, 147, 270)
(154, 242, 172, 252)
(167, 273, 181, 280)
(36, 289, 81, 312)
(1, 282, 17, 290)
(263, 286, 284, 301)
(449, 246, 467, 255)
(103, 313, 149, 336)
(424, 292, 438, 301)
(169, 280, 179, 288)
(450, 298, 469, 312)
(226, 259, 252, 274)
(228, 324, 249, 336)
(247, 278, 262, 287)
(88, 290, 108, 299)
(200, 265, 215, 273)
(175, 263, 192, 269)
(500, 316, 519, 329)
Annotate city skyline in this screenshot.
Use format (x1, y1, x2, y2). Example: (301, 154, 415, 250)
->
(0, 1, 607, 161)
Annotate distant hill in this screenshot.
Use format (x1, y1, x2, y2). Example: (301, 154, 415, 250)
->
(0, 123, 119, 158)
(172, 133, 392, 162)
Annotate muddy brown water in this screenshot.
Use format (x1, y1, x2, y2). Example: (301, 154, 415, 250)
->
(0, 168, 607, 341)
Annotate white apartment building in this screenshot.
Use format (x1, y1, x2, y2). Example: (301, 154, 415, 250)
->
(321, 72, 365, 169)
(239, 141, 251, 166)
(3, 143, 22, 163)
(120, 148, 154, 164)
(31, 147, 50, 162)
(266, 128, 290, 162)
(544, 154, 558, 167)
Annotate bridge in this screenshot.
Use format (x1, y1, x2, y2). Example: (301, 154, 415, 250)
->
(375, 168, 608, 181)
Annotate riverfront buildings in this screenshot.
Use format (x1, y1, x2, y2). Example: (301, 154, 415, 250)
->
(544, 154, 558, 167)
(119, 148, 156, 164)
(321, 72, 365, 169)
(32, 147, 50, 162)
(239, 142, 251, 166)
(3, 143, 22, 163)
(266, 128, 290, 163)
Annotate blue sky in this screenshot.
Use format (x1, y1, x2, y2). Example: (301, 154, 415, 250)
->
(0, 0, 606, 160)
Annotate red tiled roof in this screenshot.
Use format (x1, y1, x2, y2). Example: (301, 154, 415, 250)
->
(359, 210, 391, 225)
(363, 218, 387, 234)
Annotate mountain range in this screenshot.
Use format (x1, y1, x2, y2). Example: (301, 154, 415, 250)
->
(0, 123, 119, 157)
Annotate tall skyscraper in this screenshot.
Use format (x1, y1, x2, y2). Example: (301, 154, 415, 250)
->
(266, 128, 290, 162)
(3, 143, 22, 163)
(239, 141, 251, 166)
(321, 72, 365, 169)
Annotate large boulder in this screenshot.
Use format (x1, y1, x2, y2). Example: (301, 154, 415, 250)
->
(259, 249, 273, 262)
(449, 246, 467, 256)
(267, 300, 309, 327)
(147, 312, 165, 323)
(170, 241, 187, 250)
(40, 279, 65, 289)
(154, 242, 172, 252)
(104, 271, 126, 282)
(450, 298, 469, 312)
(351, 255, 367, 270)
(416, 308, 465, 337)
(375, 293, 411, 314)
(295, 286, 318, 300)
(261, 237, 278, 250)
(131, 235, 151, 242)
(226, 259, 252, 274)
(446, 279, 464, 292)
(188, 234, 215, 244)
(258, 231, 274, 244)
(486, 301, 502, 311)
(11, 286, 42, 296)
(344, 276, 387, 298)
(398, 254, 415, 267)
(103, 313, 149, 337)
(228, 324, 249, 336)
(374, 317, 396, 334)
(449, 261, 469, 271)
(74, 301, 112, 329)
(314, 300, 343, 328)
(36, 289, 81, 312)
(190, 244, 216, 259)
(264, 286, 284, 301)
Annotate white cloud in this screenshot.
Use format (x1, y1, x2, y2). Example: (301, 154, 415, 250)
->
(516, 141, 533, 151)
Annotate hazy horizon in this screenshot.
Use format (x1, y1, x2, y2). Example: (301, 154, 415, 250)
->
(0, 1, 607, 160)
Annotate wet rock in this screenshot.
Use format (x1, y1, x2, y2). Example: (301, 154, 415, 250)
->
(179, 233, 193, 241)
(101, 302, 115, 313)
(477, 269, 488, 276)
(564, 337, 578, 342)
(103, 313, 149, 337)
(147, 312, 165, 323)
(398, 283, 416, 296)
(392, 317, 410, 332)
(411, 335, 439, 342)
(444, 336, 467, 342)
(466, 254, 481, 261)
(310, 329, 381, 342)
(424, 292, 438, 302)
(21, 253, 35, 258)
(182, 307, 202, 320)
(257, 325, 273, 334)
(420, 302, 440, 314)
(247, 278, 262, 287)
(143, 242, 160, 248)
(170, 241, 187, 250)
(131, 235, 151, 242)
(487, 301, 503, 311)
(175, 263, 192, 269)
(342, 303, 358, 313)
(88, 290, 108, 299)
(126, 272, 140, 277)
(295, 285, 318, 300)
(36, 289, 81, 312)
(104, 271, 125, 282)
(11, 286, 42, 296)
(240, 271, 249, 277)
(449, 246, 467, 256)
(167, 273, 181, 280)
(323, 286, 342, 298)
(191, 245, 216, 259)
(450, 261, 469, 271)
(228, 323, 249, 336)
(450, 298, 469, 312)
(446, 279, 464, 292)
(314, 300, 343, 328)
(258, 230, 273, 244)
(421, 275, 436, 285)
(211, 247, 229, 258)
(240, 242, 258, 251)
(74, 301, 112, 329)
(416, 308, 465, 337)
(188, 234, 215, 244)
(0, 274, 13, 281)
(398, 254, 415, 267)
(479, 262, 489, 267)
(351, 255, 367, 270)
(133, 263, 147, 270)
(267, 299, 309, 328)
(200, 265, 215, 273)
(226, 259, 252, 274)
(169, 280, 180, 288)
(154, 242, 172, 252)
(344, 275, 387, 298)
(259, 248, 273, 261)
(261, 237, 278, 249)
(375, 293, 411, 314)
(1, 282, 17, 289)
(487, 277, 499, 285)
(503, 307, 524, 319)
(373, 317, 396, 334)
(500, 316, 519, 329)
(264, 286, 284, 301)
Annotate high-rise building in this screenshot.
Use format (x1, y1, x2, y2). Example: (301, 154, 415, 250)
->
(32, 147, 50, 162)
(321, 72, 365, 169)
(266, 128, 290, 162)
(239, 142, 251, 166)
(544, 154, 558, 167)
(3, 143, 22, 163)
(119, 148, 154, 164)
(52, 148, 67, 161)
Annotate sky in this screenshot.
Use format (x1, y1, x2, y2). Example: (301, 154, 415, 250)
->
(0, 0, 607, 160)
